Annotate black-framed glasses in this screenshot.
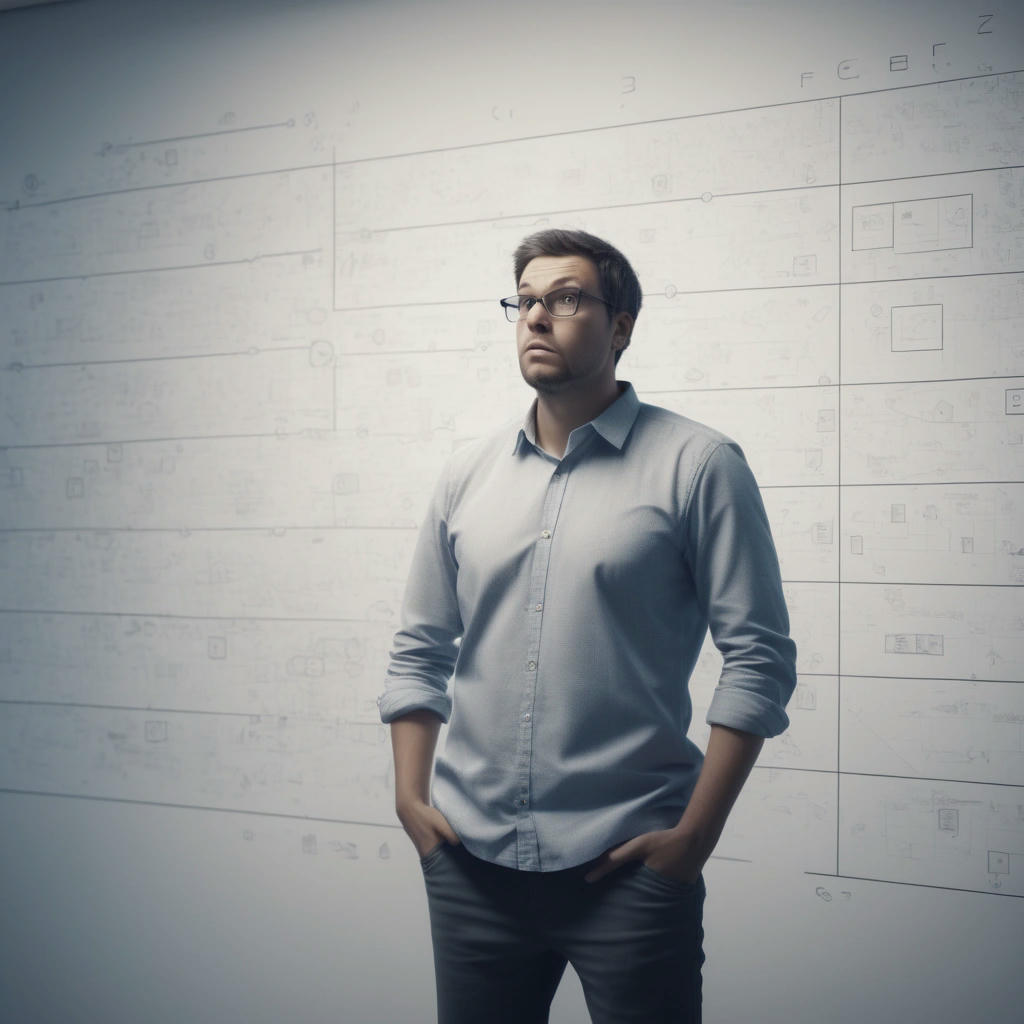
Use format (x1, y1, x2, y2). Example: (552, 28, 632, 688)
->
(499, 287, 612, 323)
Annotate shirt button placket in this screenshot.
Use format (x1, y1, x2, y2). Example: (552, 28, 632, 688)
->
(515, 460, 569, 869)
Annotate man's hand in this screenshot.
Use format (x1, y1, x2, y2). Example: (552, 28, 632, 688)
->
(584, 724, 767, 884)
(397, 798, 461, 858)
(584, 826, 706, 884)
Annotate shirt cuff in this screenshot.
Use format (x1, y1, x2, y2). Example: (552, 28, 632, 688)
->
(705, 682, 790, 738)
(377, 687, 452, 725)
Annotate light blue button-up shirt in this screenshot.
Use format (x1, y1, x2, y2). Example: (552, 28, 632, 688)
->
(378, 382, 796, 871)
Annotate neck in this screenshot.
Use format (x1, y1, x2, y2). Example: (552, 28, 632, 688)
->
(534, 378, 622, 458)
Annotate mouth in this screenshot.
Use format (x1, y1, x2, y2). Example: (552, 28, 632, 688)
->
(524, 341, 556, 354)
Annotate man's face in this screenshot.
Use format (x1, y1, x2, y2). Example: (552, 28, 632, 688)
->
(515, 255, 631, 395)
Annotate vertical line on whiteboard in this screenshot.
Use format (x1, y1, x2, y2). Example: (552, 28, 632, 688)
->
(332, 146, 338, 433)
(836, 94, 843, 878)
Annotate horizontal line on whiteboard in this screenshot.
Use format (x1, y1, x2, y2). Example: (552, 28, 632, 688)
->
(791, 672, 1022, 685)
(349, 163, 1024, 236)
(645, 373, 1021, 395)
(0, 698, 381, 726)
(0, 607, 390, 624)
(0, 248, 322, 288)
(105, 120, 295, 152)
(3, 69, 1019, 213)
(0, 787, 401, 830)
(832, 581, 1023, 589)
(0, 429, 304, 451)
(354, 182, 841, 234)
(334, 268, 1024, 312)
(758, 481, 1024, 490)
(4, 161, 335, 211)
(832, 769, 1024, 789)
(805, 871, 1021, 899)
(7, 343, 311, 372)
(753, 765, 1024, 789)
(0, 524, 416, 534)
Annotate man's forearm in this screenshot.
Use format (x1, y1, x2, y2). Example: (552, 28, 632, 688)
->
(672, 723, 765, 859)
(390, 708, 443, 809)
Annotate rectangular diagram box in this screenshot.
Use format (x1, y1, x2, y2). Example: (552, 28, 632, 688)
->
(841, 377, 1024, 486)
(840, 482, 1024, 587)
(893, 195, 973, 254)
(842, 169, 1021, 285)
(838, 773, 1024, 897)
(891, 304, 943, 352)
(840, 676, 1024, 787)
(842, 71, 1024, 183)
(840, 582, 1024, 682)
(840, 273, 1024, 385)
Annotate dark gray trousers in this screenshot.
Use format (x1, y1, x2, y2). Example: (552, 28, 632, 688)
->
(420, 842, 705, 1024)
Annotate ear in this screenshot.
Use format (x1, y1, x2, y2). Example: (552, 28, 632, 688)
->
(611, 312, 634, 354)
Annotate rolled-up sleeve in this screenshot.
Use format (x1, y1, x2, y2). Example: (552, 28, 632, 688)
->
(377, 459, 463, 725)
(685, 442, 797, 738)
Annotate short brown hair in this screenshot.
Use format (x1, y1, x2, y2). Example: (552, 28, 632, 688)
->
(513, 229, 642, 364)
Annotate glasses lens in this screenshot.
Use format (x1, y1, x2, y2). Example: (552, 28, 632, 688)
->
(546, 289, 580, 316)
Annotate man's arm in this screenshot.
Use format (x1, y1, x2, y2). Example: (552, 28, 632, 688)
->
(584, 723, 762, 882)
(391, 709, 460, 857)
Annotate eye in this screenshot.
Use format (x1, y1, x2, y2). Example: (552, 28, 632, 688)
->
(553, 290, 577, 310)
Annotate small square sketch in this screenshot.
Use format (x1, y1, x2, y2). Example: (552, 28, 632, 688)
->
(816, 409, 836, 432)
(891, 503, 906, 524)
(937, 808, 959, 834)
(302, 834, 318, 855)
(891, 304, 943, 352)
(1006, 388, 1024, 415)
(66, 477, 84, 499)
(144, 720, 168, 743)
(961, 536, 974, 553)
(850, 535, 864, 554)
(813, 522, 834, 544)
(792, 254, 817, 276)
(988, 851, 1010, 876)
(851, 203, 894, 250)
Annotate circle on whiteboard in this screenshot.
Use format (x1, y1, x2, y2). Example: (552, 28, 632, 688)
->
(701, 192, 712, 203)
(309, 340, 334, 367)
(23, 173, 39, 193)
(665, 284, 678, 299)
(870, 304, 883, 317)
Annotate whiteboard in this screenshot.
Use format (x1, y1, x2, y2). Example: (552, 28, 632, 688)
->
(1, 1, 1022, 1021)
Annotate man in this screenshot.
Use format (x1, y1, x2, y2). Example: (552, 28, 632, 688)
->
(377, 229, 796, 1023)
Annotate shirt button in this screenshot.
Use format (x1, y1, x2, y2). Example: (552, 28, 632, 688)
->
(534, 603, 543, 612)
(527, 660, 536, 671)
(521, 712, 531, 722)
(519, 799, 528, 807)
(541, 529, 551, 539)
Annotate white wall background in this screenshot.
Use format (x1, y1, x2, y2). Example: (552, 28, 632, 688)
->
(1, 1, 1022, 1021)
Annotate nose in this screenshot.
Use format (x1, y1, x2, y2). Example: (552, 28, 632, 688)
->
(523, 298, 551, 330)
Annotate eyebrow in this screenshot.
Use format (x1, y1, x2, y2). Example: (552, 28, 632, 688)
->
(517, 276, 582, 294)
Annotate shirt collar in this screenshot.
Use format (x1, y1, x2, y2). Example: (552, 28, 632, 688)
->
(513, 381, 640, 455)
